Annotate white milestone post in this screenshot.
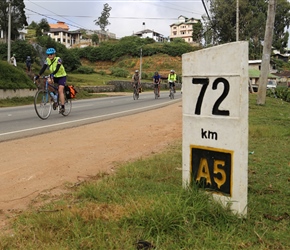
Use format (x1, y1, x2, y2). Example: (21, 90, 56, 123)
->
(182, 42, 248, 215)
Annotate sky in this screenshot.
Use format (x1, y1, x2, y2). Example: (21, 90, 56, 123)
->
(23, 0, 208, 39)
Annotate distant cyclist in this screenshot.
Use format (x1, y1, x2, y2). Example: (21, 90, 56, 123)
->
(132, 70, 141, 92)
(168, 69, 176, 94)
(153, 71, 161, 97)
(35, 48, 67, 114)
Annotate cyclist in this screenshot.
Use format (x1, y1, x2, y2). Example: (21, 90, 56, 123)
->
(168, 69, 177, 94)
(35, 48, 67, 114)
(153, 71, 161, 97)
(132, 70, 141, 94)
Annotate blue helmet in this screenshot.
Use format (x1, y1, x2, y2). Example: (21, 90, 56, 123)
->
(46, 48, 56, 55)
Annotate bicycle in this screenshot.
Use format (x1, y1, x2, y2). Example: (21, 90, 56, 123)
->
(169, 81, 175, 99)
(154, 83, 159, 99)
(133, 84, 140, 100)
(34, 76, 72, 120)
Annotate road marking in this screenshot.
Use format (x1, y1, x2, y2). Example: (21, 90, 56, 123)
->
(0, 99, 180, 137)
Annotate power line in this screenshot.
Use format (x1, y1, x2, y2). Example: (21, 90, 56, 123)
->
(25, 0, 87, 29)
(25, 8, 88, 30)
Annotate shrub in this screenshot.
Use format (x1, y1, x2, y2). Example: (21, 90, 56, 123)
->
(76, 66, 95, 74)
(110, 67, 129, 77)
(0, 61, 36, 90)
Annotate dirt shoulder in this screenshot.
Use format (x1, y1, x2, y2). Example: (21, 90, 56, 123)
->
(0, 99, 182, 230)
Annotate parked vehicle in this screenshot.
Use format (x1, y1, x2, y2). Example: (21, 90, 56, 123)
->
(251, 79, 277, 92)
(266, 80, 277, 89)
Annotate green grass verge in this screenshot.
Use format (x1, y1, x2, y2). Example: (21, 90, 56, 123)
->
(0, 94, 290, 249)
(67, 73, 129, 86)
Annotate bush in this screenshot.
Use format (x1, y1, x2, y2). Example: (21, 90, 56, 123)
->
(110, 67, 129, 77)
(76, 66, 95, 74)
(0, 61, 36, 90)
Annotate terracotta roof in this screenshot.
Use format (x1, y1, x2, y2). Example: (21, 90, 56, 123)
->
(49, 22, 69, 30)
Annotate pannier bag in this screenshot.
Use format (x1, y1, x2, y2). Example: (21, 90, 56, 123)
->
(65, 85, 77, 99)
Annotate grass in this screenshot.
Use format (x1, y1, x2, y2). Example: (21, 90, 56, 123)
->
(0, 94, 290, 249)
(67, 73, 129, 86)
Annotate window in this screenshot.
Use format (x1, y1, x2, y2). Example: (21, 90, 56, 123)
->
(54, 32, 59, 36)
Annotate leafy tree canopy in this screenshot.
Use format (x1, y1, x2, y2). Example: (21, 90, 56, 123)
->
(94, 3, 112, 31)
(35, 18, 50, 37)
(0, 0, 27, 41)
(209, 0, 290, 59)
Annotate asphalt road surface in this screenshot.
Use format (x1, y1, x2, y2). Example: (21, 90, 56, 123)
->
(0, 91, 181, 142)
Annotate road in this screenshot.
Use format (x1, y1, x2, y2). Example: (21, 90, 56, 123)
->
(0, 91, 181, 142)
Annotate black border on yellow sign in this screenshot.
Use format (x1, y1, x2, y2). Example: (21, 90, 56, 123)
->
(190, 145, 233, 197)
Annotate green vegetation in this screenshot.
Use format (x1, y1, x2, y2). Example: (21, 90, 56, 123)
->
(0, 94, 289, 249)
(0, 61, 36, 90)
(208, 0, 290, 58)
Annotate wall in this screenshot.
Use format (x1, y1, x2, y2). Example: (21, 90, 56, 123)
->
(0, 89, 37, 99)
(0, 81, 182, 99)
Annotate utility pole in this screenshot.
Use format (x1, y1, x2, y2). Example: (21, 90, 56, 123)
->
(257, 0, 277, 105)
(7, 0, 11, 63)
(236, 0, 239, 41)
(139, 48, 142, 81)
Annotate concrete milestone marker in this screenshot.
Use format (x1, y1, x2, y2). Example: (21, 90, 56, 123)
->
(182, 42, 248, 215)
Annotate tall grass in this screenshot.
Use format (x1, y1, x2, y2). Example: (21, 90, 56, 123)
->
(1, 94, 290, 249)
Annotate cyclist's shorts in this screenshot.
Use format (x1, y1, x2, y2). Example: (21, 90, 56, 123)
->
(54, 76, 66, 86)
(169, 82, 175, 87)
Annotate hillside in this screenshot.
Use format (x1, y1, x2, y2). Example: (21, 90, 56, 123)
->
(82, 54, 182, 77)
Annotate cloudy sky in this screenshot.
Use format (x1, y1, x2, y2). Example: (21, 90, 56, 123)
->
(23, 0, 208, 38)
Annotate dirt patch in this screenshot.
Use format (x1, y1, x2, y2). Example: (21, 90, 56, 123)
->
(0, 100, 182, 231)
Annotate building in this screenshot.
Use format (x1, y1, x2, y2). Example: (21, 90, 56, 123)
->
(133, 29, 166, 42)
(47, 22, 117, 48)
(0, 28, 27, 41)
(169, 15, 200, 44)
(248, 60, 278, 91)
(46, 21, 82, 48)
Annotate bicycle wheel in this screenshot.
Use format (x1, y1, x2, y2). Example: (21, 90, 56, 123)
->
(154, 88, 158, 99)
(170, 88, 174, 99)
(133, 89, 136, 100)
(34, 89, 52, 120)
(62, 96, 72, 116)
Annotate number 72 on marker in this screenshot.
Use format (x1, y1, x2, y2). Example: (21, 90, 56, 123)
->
(192, 77, 230, 116)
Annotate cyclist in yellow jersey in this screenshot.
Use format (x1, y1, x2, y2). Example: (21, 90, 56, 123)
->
(168, 69, 176, 94)
(35, 48, 67, 114)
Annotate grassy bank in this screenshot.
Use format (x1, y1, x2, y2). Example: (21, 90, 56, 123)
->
(0, 94, 290, 249)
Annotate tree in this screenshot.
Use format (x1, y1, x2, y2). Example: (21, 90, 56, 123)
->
(28, 21, 38, 29)
(0, 0, 27, 41)
(192, 21, 203, 44)
(272, 0, 290, 53)
(208, 0, 290, 58)
(94, 3, 112, 32)
(35, 18, 50, 37)
(91, 33, 99, 45)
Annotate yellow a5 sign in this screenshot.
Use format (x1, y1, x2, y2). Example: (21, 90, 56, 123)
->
(191, 146, 232, 196)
